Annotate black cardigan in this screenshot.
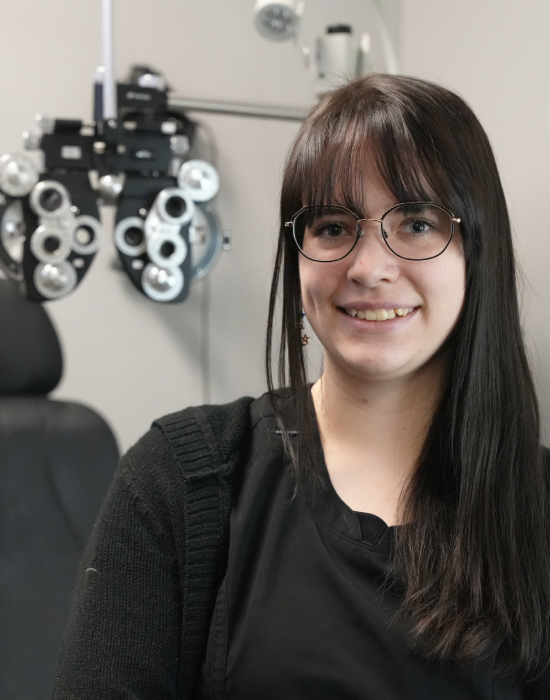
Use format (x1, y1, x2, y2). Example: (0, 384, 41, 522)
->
(52, 397, 550, 699)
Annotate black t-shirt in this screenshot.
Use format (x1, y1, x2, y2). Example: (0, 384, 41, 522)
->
(200, 393, 525, 700)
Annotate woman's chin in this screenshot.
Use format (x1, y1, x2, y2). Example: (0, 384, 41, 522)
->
(328, 351, 416, 383)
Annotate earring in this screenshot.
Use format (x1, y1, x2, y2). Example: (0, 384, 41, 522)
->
(300, 309, 310, 346)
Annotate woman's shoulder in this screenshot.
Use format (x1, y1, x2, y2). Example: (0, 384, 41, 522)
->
(100, 395, 259, 537)
(122, 395, 258, 486)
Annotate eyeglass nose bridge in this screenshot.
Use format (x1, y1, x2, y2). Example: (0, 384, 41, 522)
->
(356, 217, 386, 240)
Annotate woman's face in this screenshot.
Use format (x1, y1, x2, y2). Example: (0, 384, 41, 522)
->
(298, 171, 466, 384)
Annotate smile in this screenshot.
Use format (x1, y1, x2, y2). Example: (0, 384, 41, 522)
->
(344, 307, 415, 321)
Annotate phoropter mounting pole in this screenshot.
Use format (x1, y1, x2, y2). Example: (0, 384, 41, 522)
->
(102, 0, 117, 121)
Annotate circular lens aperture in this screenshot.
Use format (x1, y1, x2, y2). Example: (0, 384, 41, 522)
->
(381, 203, 454, 260)
(30, 225, 71, 264)
(71, 215, 102, 255)
(164, 196, 186, 219)
(114, 217, 147, 257)
(39, 188, 63, 213)
(293, 205, 359, 262)
(30, 180, 70, 218)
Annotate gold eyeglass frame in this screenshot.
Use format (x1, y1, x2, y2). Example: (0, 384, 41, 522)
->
(285, 201, 461, 263)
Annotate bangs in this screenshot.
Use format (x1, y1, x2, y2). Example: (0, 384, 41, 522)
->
(284, 82, 458, 220)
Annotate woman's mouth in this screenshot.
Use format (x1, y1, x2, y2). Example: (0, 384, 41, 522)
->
(342, 307, 415, 321)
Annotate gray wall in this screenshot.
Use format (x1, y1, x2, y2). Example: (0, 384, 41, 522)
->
(0, 0, 548, 451)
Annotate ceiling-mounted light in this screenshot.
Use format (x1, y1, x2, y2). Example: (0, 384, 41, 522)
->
(316, 25, 372, 91)
(253, 0, 305, 42)
(252, 0, 399, 86)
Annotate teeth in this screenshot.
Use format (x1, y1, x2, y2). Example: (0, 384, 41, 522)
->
(345, 307, 414, 321)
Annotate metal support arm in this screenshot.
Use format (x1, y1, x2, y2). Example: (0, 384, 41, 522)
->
(168, 96, 307, 122)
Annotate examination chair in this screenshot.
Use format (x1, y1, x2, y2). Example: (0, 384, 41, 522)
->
(0, 279, 119, 700)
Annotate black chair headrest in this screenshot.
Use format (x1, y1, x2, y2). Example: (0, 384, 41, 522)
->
(0, 279, 63, 394)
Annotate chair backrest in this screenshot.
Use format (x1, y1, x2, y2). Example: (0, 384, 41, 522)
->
(0, 279, 120, 700)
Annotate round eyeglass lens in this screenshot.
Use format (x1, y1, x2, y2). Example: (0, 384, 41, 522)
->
(381, 203, 453, 260)
(293, 206, 359, 261)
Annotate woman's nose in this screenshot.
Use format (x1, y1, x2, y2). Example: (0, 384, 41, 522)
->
(346, 221, 400, 287)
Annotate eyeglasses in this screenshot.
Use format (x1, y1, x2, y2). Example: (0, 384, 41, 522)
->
(285, 202, 461, 263)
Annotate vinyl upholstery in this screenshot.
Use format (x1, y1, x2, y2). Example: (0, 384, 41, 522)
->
(0, 279, 119, 700)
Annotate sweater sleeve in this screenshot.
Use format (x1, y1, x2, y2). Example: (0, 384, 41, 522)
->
(52, 426, 184, 700)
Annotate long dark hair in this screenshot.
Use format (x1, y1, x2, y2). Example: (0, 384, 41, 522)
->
(266, 74, 550, 678)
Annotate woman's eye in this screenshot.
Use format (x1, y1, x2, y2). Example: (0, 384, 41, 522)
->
(402, 218, 434, 235)
(411, 220, 429, 233)
(318, 223, 344, 237)
(312, 220, 353, 238)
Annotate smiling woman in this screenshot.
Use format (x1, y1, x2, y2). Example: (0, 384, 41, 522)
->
(268, 73, 550, 690)
(54, 75, 550, 700)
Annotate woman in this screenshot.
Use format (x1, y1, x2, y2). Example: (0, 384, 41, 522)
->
(53, 75, 550, 699)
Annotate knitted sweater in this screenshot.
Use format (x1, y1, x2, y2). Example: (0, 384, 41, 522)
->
(52, 397, 550, 700)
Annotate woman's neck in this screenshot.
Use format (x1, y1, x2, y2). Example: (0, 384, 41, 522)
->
(311, 357, 446, 525)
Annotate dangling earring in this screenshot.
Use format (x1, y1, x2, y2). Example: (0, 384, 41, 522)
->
(300, 308, 310, 346)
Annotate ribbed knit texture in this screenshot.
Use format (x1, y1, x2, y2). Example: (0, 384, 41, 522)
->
(354, 511, 389, 546)
(52, 396, 253, 700)
(154, 399, 253, 696)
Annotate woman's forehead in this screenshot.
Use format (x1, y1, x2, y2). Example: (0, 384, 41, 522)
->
(299, 163, 438, 215)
